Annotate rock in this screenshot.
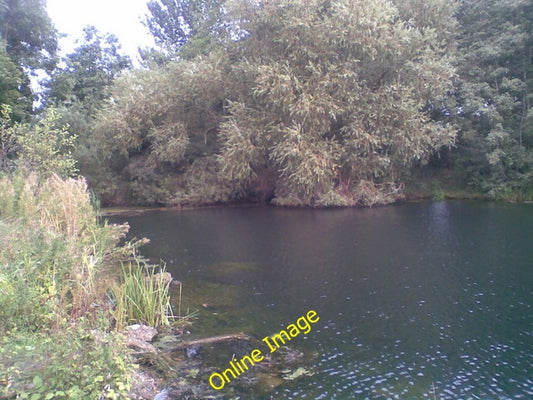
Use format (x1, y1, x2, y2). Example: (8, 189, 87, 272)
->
(126, 324, 159, 353)
(128, 370, 163, 400)
(127, 324, 158, 341)
(128, 339, 158, 354)
(186, 345, 200, 359)
(153, 388, 169, 400)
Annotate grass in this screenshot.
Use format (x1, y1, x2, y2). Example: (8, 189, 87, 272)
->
(488, 187, 533, 202)
(111, 260, 174, 329)
(0, 171, 175, 399)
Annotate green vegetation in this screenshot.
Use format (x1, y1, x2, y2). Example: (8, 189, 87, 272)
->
(447, 0, 533, 201)
(0, 105, 77, 176)
(0, 0, 531, 396)
(0, 0, 58, 122)
(81, 0, 458, 206)
(112, 261, 174, 329)
(1, 0, 531, 207)
(0, 172, 174, 398)
(0, 328, 135, 399)
(0, 10, 173, 395)
(144, 0, 231, 59)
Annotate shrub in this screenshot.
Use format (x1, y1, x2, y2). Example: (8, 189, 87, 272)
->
(0, 328, 135, 400)
(0, 171, 173, 398)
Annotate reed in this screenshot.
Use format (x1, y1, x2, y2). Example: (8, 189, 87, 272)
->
(112, 260, 174, 329)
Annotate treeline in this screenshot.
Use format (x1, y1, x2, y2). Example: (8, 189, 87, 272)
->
(1, 0, 532, 206)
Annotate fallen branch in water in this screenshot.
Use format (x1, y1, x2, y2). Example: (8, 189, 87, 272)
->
(176, 333, 256, 349)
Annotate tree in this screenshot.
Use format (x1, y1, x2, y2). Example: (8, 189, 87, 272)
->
(0, 104, 17, 170)
(144, 0, 233, 58)
(0, 106, 77, 177)
(219, 0, 457, 206)
(43, 26, 132, 196)
(0, 47, 29, 121)
(17, 110, 77, 177)
(452, 0, 533, 199)
(0, 0, 57, 70)
(46, 26, 132, 114)
(88, 0, 457, 207)
(0, 0, 58, 121)
(88, 55, 232, 205)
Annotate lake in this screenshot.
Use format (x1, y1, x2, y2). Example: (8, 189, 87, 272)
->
(111, 201, 533, 399)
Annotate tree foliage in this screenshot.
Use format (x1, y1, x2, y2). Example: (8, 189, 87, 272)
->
(90, 0, 457, 206)
(218, 0, 456, 205)
(11, 0, 526, 207)
(0, 0, 57, 70)
(0, 0, 58, 121)
(144, 0, 232, 58)
(451, 0, 533, 199)
(85, 55, 233, 205)
(46, 26, 132, 114)
(0, 104, 17, 170)
(16, 109, 77, 177)
(0, 106, 77, 177)
(42, 27, 132, 191)
(0, 47, 29, 120)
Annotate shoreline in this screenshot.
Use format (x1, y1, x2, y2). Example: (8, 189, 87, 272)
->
(99, 193, 531, 217)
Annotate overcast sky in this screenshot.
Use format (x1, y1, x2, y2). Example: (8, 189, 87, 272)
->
(46, 0, 155, 61)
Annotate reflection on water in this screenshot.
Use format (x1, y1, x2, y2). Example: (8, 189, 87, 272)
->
(111, 201, 533, 399)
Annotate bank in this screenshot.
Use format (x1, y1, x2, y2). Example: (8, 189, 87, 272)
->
(0, 173, 176, 399)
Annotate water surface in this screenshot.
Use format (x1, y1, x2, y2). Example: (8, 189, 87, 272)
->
(112, 201, 533, 399)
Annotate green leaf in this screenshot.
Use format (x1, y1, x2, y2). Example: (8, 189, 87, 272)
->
(32, 375, 43, 388)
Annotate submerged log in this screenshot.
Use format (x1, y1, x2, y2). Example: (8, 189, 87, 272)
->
(175, 333, 256, 349)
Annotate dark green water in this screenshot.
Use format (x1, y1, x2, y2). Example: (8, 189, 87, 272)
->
(112, 201, 533, 399)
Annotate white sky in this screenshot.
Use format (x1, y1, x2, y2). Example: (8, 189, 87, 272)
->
(46, 0, 155, 62)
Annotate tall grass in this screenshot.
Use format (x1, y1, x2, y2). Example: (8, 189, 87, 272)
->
(112, 260, 174, 329)
(0, 172, 131, 327)
(0, 171, 175, 398)
(0, 171, 175, 328)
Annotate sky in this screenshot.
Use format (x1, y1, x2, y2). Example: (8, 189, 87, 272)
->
(46, 0, 156, 62)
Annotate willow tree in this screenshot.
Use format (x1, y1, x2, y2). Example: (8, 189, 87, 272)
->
(88, 55, 235, 205)
(220, 0, 457, 206)
(91, 0, 458, 207)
